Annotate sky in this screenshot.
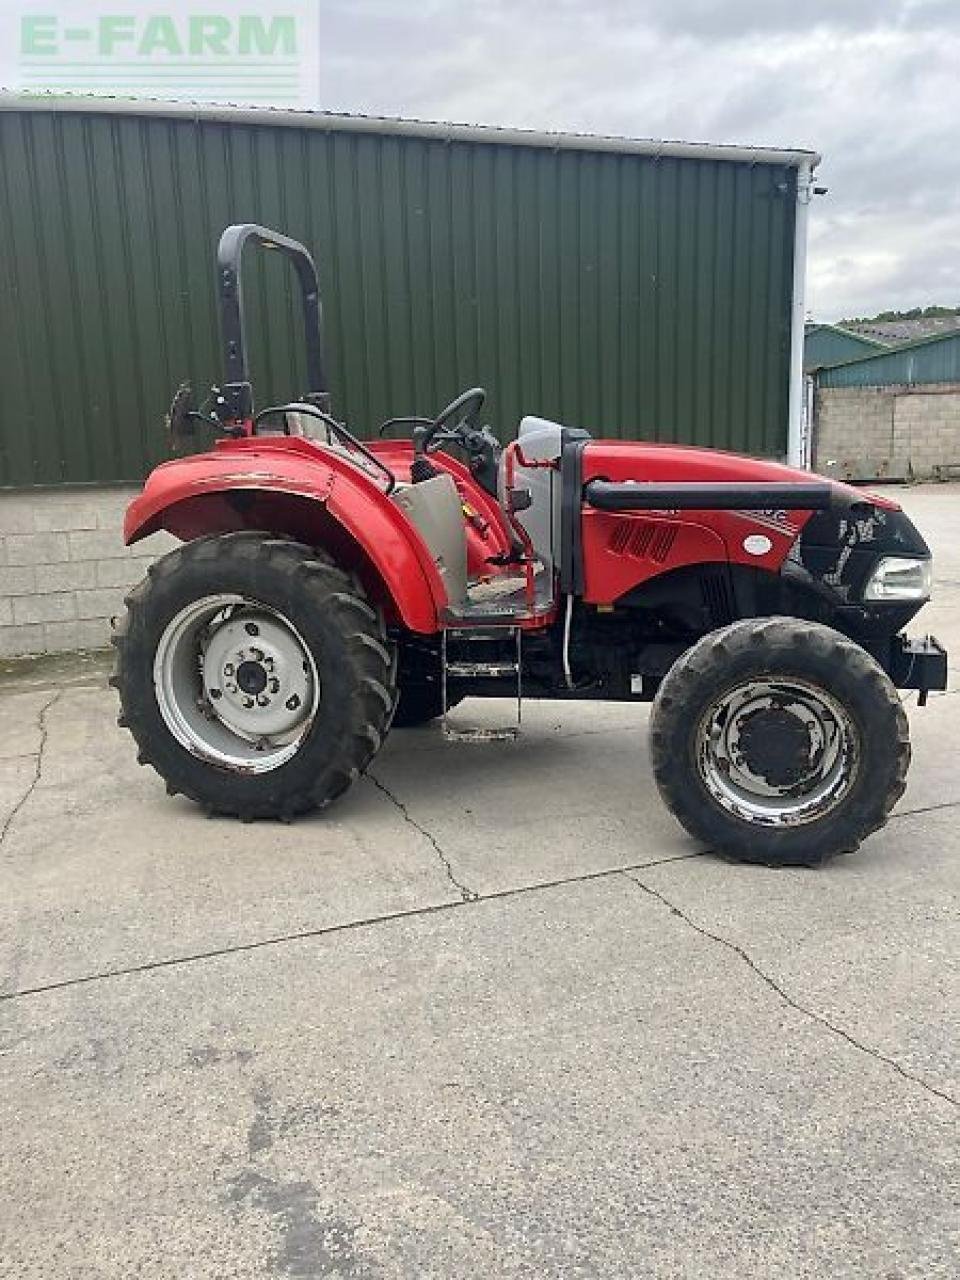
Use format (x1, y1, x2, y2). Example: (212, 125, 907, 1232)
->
(313, 0, 960, 322)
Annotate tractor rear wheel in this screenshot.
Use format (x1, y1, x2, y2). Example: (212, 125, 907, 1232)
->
(112, 532, 396, 820)
(649, 618, 910, 866)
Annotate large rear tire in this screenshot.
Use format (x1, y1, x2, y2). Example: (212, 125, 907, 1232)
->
(112, 532, 396, 820)
(649, 618, 910, 866)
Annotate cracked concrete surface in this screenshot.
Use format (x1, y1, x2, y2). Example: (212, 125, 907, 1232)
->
(2, 485, 959, 1278)
(0, 690, 60, 852)
(367, 771, 480, 902)
(623, 870, 958, 1110)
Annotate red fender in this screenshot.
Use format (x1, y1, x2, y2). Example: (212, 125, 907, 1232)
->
(124, 437, 447, 633)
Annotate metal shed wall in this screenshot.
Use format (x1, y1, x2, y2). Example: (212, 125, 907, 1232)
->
(818, 331, 960, 388)
(0, 103, 801, 488)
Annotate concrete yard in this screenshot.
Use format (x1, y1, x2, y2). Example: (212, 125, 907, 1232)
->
(1, 486, 958, 1279)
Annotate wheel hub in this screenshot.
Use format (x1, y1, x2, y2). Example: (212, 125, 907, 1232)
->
(737, 706, 815, 788)
(153, 594, 320, 773)
(202, 611, 313, 739)
(696, 678, 860, 826)
(236, 659, 268, 697)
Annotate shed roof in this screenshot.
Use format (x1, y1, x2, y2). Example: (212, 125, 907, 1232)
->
(817, 327, 960, 387)
(805, 323, 889, 349)
(803, 324, 888, 374)
(822, 326, 960, 368)
(0, 92, 821, 169)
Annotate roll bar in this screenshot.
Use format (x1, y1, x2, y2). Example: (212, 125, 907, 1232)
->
(216, 223, 329, 421)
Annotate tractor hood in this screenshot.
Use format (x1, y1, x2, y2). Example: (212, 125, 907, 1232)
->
(576, 439, 931, 625)
(580, 439, 898, 511)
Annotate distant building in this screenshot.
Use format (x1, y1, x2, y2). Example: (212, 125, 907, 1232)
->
(804, 323, 888, 373)
(811, 330, 960, 481)
(847, 315, 960, 344)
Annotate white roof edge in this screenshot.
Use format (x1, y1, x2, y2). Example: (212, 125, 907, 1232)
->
(0, 92, 821, 169)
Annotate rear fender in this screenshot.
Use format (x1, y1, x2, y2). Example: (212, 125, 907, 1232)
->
(124, 453, 446, 633)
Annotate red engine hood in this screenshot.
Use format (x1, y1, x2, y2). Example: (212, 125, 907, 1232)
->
(581, 440, 898, 509)
(576, 440, 899, 604)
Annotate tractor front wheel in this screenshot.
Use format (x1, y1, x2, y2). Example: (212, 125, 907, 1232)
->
(650, 618, 910, 866)
(112, 532, 396, 820)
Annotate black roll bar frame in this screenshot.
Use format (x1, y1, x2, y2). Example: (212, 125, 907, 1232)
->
(216, 223, 329, 422)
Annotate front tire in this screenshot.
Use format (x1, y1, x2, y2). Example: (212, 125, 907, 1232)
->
(112, 532, 396, 819)
(650, 618, 910, 866)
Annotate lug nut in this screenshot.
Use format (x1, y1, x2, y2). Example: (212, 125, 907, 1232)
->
(286, 694, 301, 711)
(245, 621, 259, 637)
(209, 688, 222, 700)
(223, 663, 234, 677)
(269, 678, 280, 694)
(243, 696, 254, 709)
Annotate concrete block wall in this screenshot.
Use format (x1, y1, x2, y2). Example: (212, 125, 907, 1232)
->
(0, 488, 176, 658)
(894, 387, 960, 476)
(814, 384, 960, 481)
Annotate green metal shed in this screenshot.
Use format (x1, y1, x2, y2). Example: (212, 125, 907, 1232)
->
(818, 330, 960, 388)
(803, 323, 888, 373)
(0, 95, 819, 489)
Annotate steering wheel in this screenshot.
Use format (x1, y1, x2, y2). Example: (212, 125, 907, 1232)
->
(417, 387, 486, 454)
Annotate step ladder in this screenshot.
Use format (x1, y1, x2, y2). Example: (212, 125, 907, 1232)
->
(441, 627, 522, 742)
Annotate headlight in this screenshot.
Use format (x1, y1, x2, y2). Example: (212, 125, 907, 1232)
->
(863, 556, 933, 602)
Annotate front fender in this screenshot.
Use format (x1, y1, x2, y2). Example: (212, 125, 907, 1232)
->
(124, 446, 446, 633)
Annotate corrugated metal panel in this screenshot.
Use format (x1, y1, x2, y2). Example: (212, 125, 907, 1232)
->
(804, 324, 887, 373)
(0, 106, 798, 488)
(819, 331, 960, 388)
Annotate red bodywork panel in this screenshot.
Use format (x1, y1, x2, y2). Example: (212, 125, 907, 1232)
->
(579, 442, 810, 604)
(578, 442, 892, 605)
(125, 437, 448, 631)
(126, 430, 896, 628)
(125, 435, 516, 632)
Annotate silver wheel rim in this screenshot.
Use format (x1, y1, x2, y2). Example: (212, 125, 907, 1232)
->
(154, 594, 319, 773)
(696, 677, 860, 827)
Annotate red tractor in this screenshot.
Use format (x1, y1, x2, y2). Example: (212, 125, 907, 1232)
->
(114, 225, 946, 865)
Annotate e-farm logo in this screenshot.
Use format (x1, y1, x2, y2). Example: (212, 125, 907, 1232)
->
(7, 3, 318, 106)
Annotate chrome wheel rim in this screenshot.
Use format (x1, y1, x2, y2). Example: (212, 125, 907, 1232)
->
(696, 677, 860, 827)
(154, 594, 319, 773)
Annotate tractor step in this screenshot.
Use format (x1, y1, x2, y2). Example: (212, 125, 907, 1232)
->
(445, 662, 519, 678)
(442, 627, 522, 741)
(443, 725, 520, 743)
